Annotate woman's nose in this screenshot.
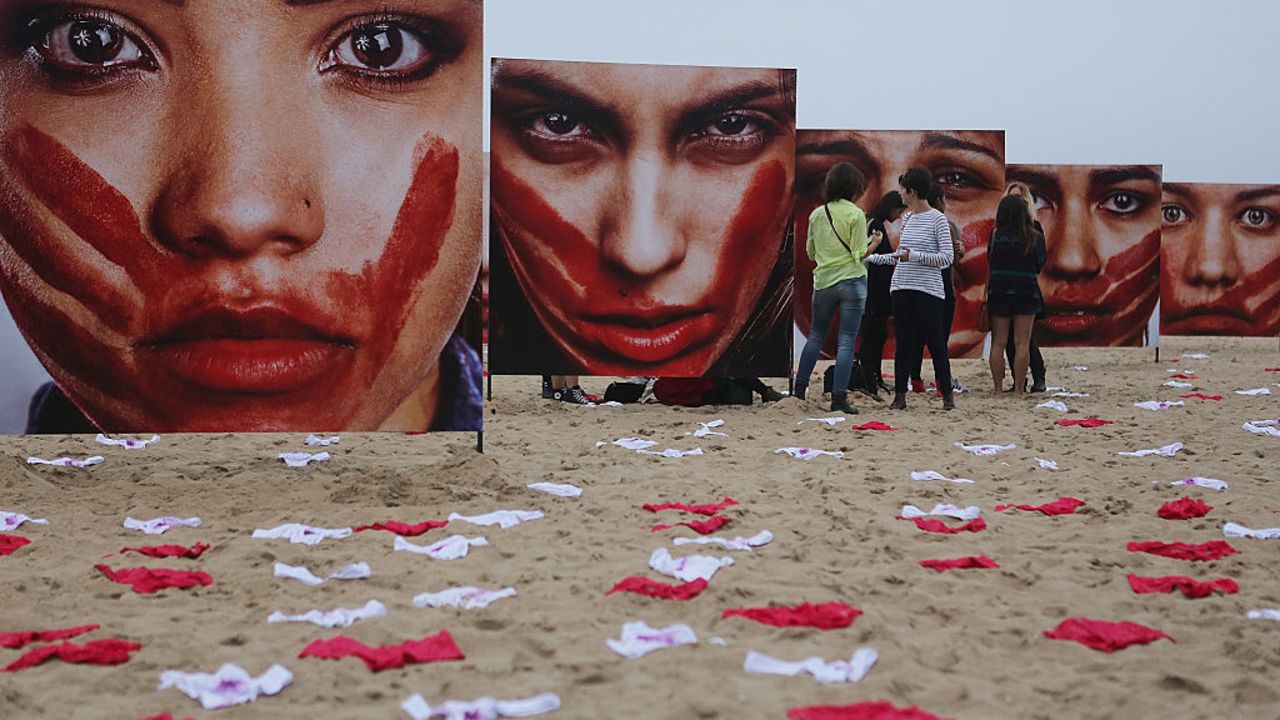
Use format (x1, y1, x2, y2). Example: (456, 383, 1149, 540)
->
(1043, 199, 1102, 279)
(598, 157, 687, 280)
(149, 73, 324, 259)
(1183, 209, 1241, 288)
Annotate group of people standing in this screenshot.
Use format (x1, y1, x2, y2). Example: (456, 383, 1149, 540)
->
(796, 163, 1051, 413)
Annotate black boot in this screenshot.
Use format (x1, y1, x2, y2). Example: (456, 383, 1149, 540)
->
(760, 386, 784, 403)
(793, 383, 808, 401)
(889, 393, 907, 410)
(831, 392, 858, 415)
(942, 391, 956, 411)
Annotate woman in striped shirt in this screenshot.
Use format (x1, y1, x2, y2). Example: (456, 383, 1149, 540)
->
(866, 167, 956, 411)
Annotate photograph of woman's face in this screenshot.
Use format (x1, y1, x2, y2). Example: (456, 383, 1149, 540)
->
(489, 59, 796, 377)
(794, 130, 1006, 359)
(1005, 164, 1161, 347)
(0, 0, 483, 432)
(1161, 183, 1280, 336)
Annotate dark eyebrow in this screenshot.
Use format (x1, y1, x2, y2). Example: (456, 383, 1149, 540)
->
(683, 80, 795, 121)
(1235, 185, 1280, 203)
(1006, 166, 1062, 201)
(1089, 165, 1161, 187)
(1162, 183, 1194, 199)
(918, 132, 1003, 164)
(490, 66, 620, 131)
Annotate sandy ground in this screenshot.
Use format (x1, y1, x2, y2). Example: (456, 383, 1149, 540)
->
(1, 337, 1279, 720)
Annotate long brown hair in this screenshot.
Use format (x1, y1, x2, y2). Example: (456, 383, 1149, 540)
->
(995, 194, 1036, 253)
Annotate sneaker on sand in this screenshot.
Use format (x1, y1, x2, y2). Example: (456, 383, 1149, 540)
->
(553, 386, 592, 405)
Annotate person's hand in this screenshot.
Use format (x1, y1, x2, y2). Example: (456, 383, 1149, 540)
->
(870, 229, 884, 243)
(894, 246, 911, 262)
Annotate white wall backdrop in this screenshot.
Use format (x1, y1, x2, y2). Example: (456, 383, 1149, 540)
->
(1, 0, 1277, 432)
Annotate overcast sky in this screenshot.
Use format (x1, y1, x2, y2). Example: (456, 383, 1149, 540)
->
(485, 0, 1280, 183)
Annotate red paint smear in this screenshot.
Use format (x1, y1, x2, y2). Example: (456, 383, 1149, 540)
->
(0, 624, 99, 650)
(722, 601, 862, 630)
(995, 498, 1086, 516)
(1127, 574, 1238, 599)
(898, 516, 988, 534)
(0, 533, 31, 556)
(1041, 228, 1160, 346)
(919, 556, 999, 572)
(3, 638, 141, 672)
(299, 630, 464, 672)
(1044, 617, 1172, 653)
(651, 515, 730, 535)
(1157, 497, 1213, 520)
(642, 497, 738, 516)
(788, 701, 952, 720)
(1127, 540, 1238, 562)
(353, 520, 448, 537)
(606, 576, 708, 601)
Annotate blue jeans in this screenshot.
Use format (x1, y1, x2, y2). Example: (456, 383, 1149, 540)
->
(796, 277, 867, 396)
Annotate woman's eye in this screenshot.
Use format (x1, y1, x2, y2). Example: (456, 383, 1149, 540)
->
(34, 17, 153, 71)
(934, 170, 979, 190)
(325, 22, 433, 74)
(1240, 206, 1276, 231)
(1101, 191, 1143, 215)
(1161, 204, 1189, 225)
(708, 113, 753, 136)
(1030, 192, 1053, 213)
(529, 111, 591, 138)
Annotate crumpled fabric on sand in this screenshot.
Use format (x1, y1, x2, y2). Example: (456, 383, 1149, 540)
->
(745, 647, 878, 684)
(644, 497, 738, 516)
(851, 421, 896, 431)
(1236, 387, 1272, 396)
(775, 447, 844, 460)
(919, 556, 999, 572)
(0, 624, 99, 649)
(395, 535, 488, 560)
(125, 516, 201, 535)
(1163, 380, 1195, 389)
(910, 470, 973, 484)
(1135, 401, 1184, 411)
(274, 561, 371, 586)
(4, 638, 140, 672)
(278, 451, 330, 467)
(722, 602, 862, 630)
(401, 692, 562, 720)
(638, 447, 704, 458)
(267, 599, 387, 628)
(1222, 522, 1280, 540)
(1181, 393, 1222, 401)
(954, 442, 1015, 455)
(652, 515, 730, 535)
(113, 542, 210, 559)
(1247, 609, 1280, 622)
(900, 504, 981, 522)
(1170, 477, 1228, 491)
(412, 586, 517, 610)
(1035, 400, 1068, 412)
(354, 520, 449, 536)
(606, 577, 708, 601)
(604, 438, 657, 451)
(1242, 420, 1280, 437)
(649, 547, 734, 583)
(1043, 617, 1172, 652)
(252, 523, 352, 545)
(673, 530, 773, 551)
(447, 510, 543, 529)
(1157, 497, 1213, 520)
(1035, 457, 1060, 470)
(898, 517, 988, 534)
(158, 663, 292, 710)
(1127, 540, 1238, 561)
(691, 419, 728, 438)
(526, 482, 582, 498)
(95, 433, 159, 449)
(798, 417, 845, 426)
(1055, 418, 1113, 428)
(1118, 442, 1184, 458)
(787, 700, 951, 720)
(26, 455, 104, 468)
(1054, 391, 1090, 398)
(1, 511, 47, 530)
(607, 621, 697, 658)
(304, 434, 340, 446)
(300, 631, 464, 671)
(1126, 574, 1238, 598)
(996, 498, 1085, 516)
(0, 534, 31, 555)
(95, 564, 213, 594)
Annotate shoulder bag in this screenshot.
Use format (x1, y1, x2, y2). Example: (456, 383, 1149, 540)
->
(976, 228, 992, 333)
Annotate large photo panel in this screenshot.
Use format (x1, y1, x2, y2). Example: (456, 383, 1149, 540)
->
(1160, 183, 1280, 337)
(795, 130, 1006, 360)
(1005, 164, 1162, 347)
(0, 2, 484, 433)
(488, 58, 797, 377)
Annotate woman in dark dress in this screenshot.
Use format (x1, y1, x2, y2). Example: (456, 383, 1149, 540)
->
(858, 191, 907, 395)
(987, 196, 1047, 397)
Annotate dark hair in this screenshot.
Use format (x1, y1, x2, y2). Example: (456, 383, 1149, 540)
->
(995, 194, 1036, 252)
(867, 191, 906, 223)
(898, 166, 932, 199)
(824, 162, 865, 203)
(926, 184, 946, 211)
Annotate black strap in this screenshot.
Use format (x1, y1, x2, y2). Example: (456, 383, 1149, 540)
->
(823, 203, 854, 255)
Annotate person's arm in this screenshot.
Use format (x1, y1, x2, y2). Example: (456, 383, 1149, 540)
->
(806, 209, 817, 262)
(899, 215, 954, 268)
(850, 210, 870, 261)
(948, 220, 964, 259)
(1033, 230, 1047, 273)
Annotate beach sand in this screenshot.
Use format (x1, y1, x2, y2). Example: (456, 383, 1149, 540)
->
(2, 336, 1278, 719)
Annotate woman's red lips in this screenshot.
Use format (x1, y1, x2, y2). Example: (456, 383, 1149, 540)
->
(1040, 304, 1106, 337)
(138, 306, 357, 394)
(577, 306, 718, 365)
(1164, 306, 1254, 336)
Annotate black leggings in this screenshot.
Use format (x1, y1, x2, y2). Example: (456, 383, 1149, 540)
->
(893, 290, 952, 395)
(859, 309, 890, 390)
(911, 269, 956, 382)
